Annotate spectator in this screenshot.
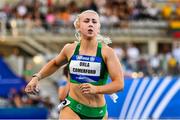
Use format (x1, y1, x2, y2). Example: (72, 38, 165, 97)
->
(45, 8, 55, 30)
(149, 54, 160, 74)
(146, 3, 160, 20)
(113, 46, 125, 61)
(57, 7, 71, 25)
(0, 9, 7, 20)
(80, 0, 98, 12)
(100, 3, 119, 27)
(175, 4, 180, 19)
(137, 56, 149, 75)
(168, 55, 178, 75)
(172, 45, 180, 64)
(162, 4, 173, 19)
(126, 43, 140, 71)
(17, 2, 27, 18)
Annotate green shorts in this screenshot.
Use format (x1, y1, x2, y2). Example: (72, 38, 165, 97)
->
(67, 96, 107, 119)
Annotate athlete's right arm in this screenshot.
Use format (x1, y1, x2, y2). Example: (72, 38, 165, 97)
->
(25, 44, 70, 94)
(37, 44, 70, 79)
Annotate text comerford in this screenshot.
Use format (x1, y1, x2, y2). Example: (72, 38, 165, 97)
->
(73, 68, 96, 74)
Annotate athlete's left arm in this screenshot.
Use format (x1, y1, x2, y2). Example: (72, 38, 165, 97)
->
(97, 46, 124, 94)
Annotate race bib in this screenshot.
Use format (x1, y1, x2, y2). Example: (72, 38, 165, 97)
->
(69, 55, 102, 83)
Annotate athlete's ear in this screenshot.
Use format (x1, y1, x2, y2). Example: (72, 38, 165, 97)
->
(76, 24, 81, 33)
(76, 20, 80, 29)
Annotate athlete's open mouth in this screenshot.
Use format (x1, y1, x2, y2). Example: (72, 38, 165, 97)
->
(88, 29, 93, 32)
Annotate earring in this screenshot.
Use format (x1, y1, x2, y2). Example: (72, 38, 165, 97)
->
(75, 31, 80, 42)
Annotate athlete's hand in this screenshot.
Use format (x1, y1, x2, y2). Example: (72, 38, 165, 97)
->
(25, 77, 39, 95)
(79, 83, 98, 94)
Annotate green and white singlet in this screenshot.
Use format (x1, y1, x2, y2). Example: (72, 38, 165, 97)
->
(68, 42, 108, 85)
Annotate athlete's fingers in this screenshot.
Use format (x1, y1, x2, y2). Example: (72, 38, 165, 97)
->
(80, 85, 93, 93)
(79, 84, 90, 90)
(80, 86, 88, 92)
(80, 83, 90, 86)
(27, 91, 36, 95)
(82, 85, 90, 89)
(32, 85, 36, 89)
(25, 85, 31, 90)
(32, 85, 39, 93)
(29, 87, 35, 93)
(27, 89, 39, 96)
(82, 88, 89, 91)
(25, 85, 39, 95)
(25, 85, 32, 93)
(82, 89, 90, 94)
(79, 83, 90, 88)
(79, 83, 84, 89)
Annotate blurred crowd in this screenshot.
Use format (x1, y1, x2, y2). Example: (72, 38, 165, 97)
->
(0, 0, 180, 32)
(0, 87, 56, 118)
(113, 43, 180, 76)
(0, 87, 53, 108)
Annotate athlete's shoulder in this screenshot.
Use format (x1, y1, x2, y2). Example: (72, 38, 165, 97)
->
(101, 43, 116, 62)
(101, 43, 114, 54)
(63, 42, 78, 51)
(64, 42, 77, 49)
(62, 42, 79, 58)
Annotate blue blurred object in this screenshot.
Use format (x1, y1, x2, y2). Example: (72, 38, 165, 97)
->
(105, 76, 180, 119)
(0, 56, 26, 98)
(0, 107, 48, 119)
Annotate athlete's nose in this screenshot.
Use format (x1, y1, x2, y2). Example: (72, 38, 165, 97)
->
(88, 21, 94, 28)
(88, 24, 93, 28)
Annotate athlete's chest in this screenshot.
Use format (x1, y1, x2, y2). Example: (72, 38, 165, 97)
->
(70, 55, 102, 74)
(69, 55, 102, 83)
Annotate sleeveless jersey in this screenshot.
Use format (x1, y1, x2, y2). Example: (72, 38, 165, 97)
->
(68, 42, 108, 86)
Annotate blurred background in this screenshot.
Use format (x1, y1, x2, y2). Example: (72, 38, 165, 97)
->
(0, 0, 180, 119)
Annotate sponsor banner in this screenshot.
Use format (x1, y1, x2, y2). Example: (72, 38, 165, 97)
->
(105, 76, 180, 119)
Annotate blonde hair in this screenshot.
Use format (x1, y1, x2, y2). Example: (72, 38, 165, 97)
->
(74, 10, 112, 44)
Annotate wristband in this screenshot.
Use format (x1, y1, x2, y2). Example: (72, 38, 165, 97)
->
(32, 73, 42, 81)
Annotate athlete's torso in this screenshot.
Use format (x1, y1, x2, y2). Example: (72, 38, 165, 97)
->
(66, 42, 108, 107)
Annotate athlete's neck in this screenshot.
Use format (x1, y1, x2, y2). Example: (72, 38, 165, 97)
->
(80, 38, 98, 50)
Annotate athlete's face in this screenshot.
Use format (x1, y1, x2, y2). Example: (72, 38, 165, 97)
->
(79, 12, 100, 38)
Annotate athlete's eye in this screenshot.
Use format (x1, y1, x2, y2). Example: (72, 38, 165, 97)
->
(83, 18, 90, 23)
(92, 19, 97, 24)
(84, 20, 89, 23)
